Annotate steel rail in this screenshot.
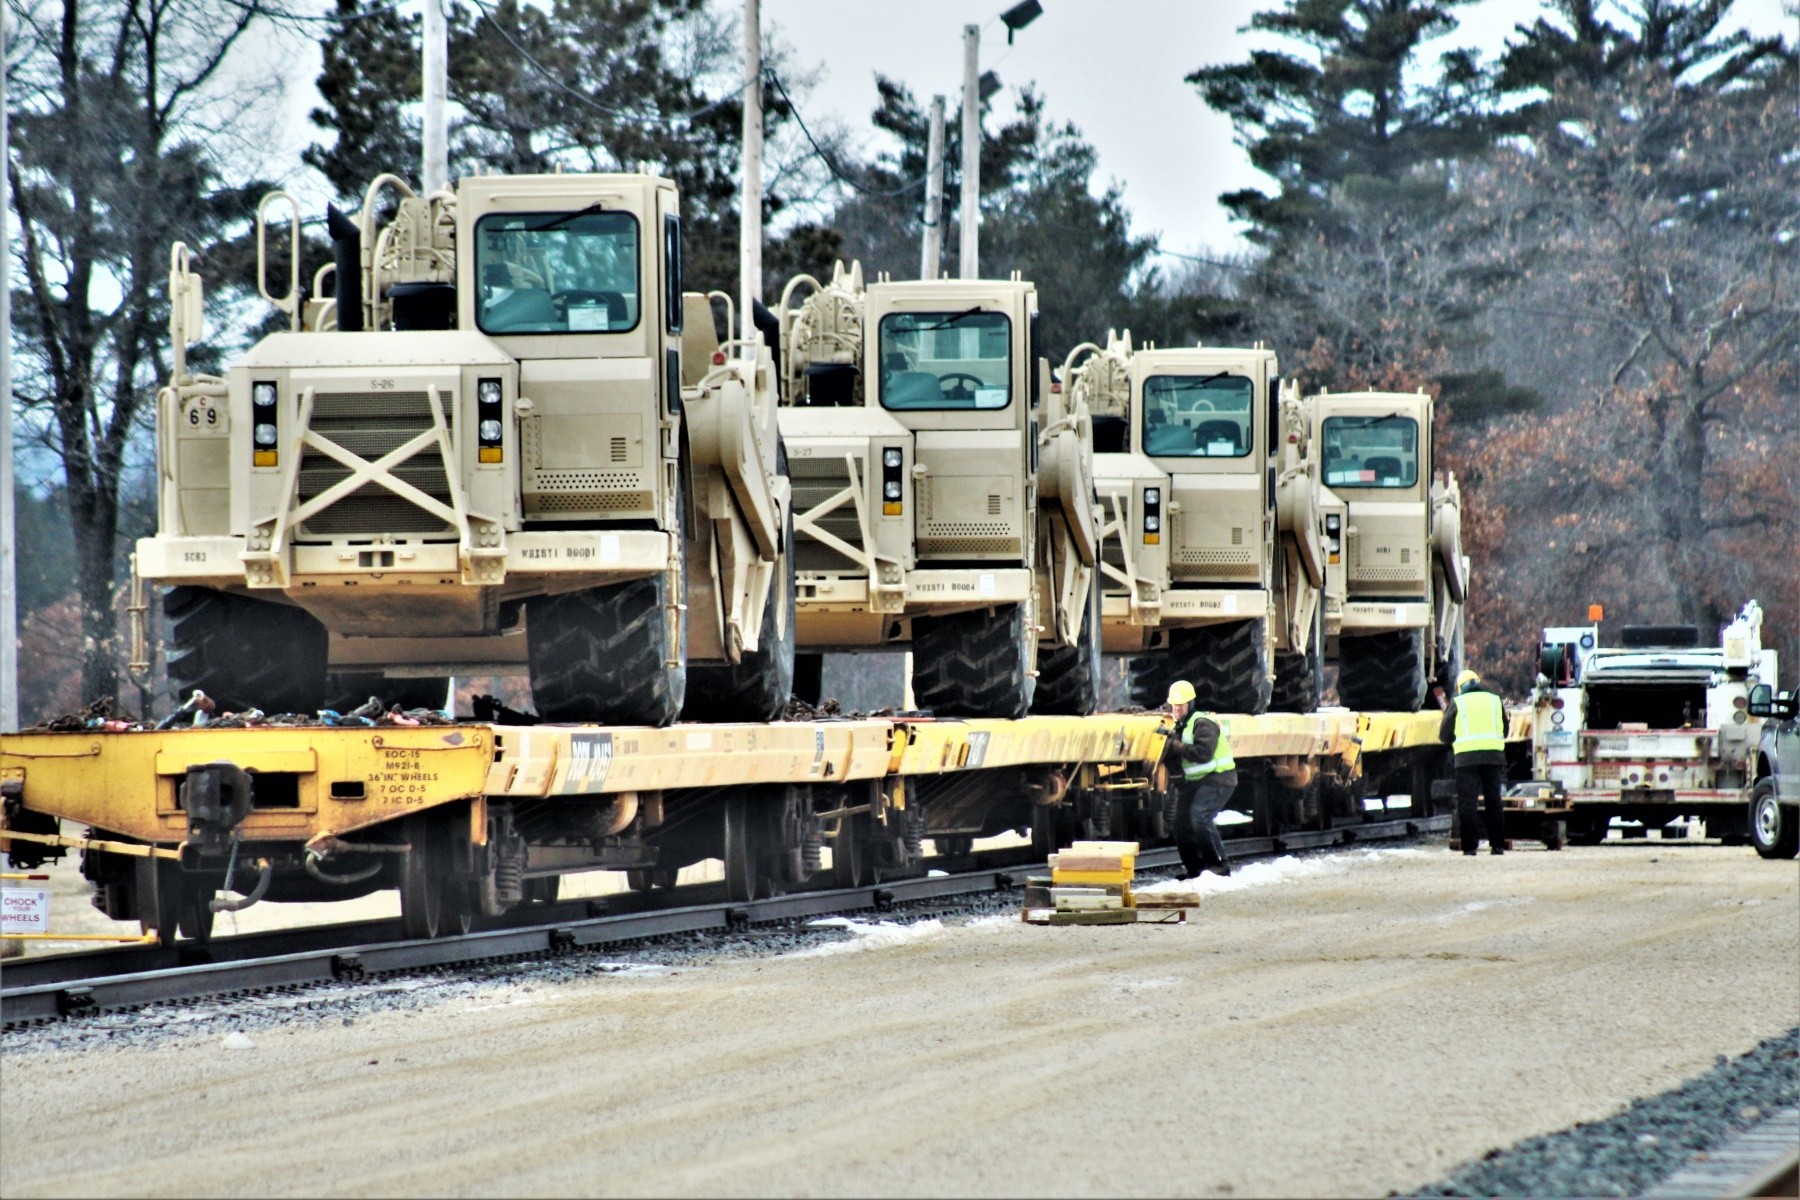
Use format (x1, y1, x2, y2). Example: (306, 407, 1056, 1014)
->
(1, 814, 1448, 1029)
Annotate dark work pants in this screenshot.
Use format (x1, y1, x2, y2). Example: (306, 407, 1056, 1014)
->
(1456, 762, 1506, 854)
(1179, 773, 1237, 874)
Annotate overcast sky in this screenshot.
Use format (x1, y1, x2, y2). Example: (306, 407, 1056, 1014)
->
(263, 0, 1796, 257)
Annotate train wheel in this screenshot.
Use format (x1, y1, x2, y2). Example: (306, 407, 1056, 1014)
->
(722, 793, 768, 902)
(399, 812, 443, 939)
(831, 815, 869, 888)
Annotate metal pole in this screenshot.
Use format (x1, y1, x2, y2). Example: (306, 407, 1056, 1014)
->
(422, 0, 448, 192)
(738, 0, 762, 353)
(921, 95, 945, 281)
(959, 24, 980, 280)
(1, 7, 17, 731)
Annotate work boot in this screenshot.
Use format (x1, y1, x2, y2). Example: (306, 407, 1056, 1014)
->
(1490, 846, 1505, 856)
(1178, 841, 1206, 878)
(1205, 858, 1232, 878)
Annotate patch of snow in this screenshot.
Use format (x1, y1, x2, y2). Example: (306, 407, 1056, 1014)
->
(1138, 847, 1420, 894)
(1216, 809, 1253, 826)
(221, 1031, 255, 1050)
(785, 917, 947, 958)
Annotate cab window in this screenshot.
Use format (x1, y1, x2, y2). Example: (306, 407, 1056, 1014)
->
(1140, 374, 1253, 457)
(1322, 415, 1420, 487)
(878, 311, 1011, 410)
(475, 210, 640, 335)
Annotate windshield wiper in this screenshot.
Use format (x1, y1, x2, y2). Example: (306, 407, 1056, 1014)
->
(527, 201, 606, 232)
(918, 305, 984, 332)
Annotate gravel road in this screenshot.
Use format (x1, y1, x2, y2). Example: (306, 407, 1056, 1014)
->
(2, 844, 1795, 1198)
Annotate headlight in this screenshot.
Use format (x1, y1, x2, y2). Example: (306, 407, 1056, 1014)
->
(250, 381, 279, 466)
(477, 377, 504, 463)
(1144, 515, 1160, 532)
(883, 447, 903, 469)
(884, 480, 901, 500)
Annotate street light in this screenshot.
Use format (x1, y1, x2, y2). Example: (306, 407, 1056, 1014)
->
(1000, 0, 1043, 44)
(959, 4, 1042, 279)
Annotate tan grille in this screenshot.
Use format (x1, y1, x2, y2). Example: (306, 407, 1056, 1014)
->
(610, 437, 628, 463)
(987, 494, 1002, 515)
(1352, 564, 1425, 581)
(918, 536, 1020, 556)
(924, 521, 1010, 537)
(1175, 548, 1255, 565)
(298, 390, 453, 537)
(1231, 527, 1244, 546)
(533, 469, 643, 492)
(527, 491, 651, 513)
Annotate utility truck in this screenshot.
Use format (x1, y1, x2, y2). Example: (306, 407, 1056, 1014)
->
(1310, 388, 1467, 712)
(140, 172, 793, 727)
(1529, 602, 1778, 844)
(1062, 331, 1326, 714)
(772, 262, 1100, 719)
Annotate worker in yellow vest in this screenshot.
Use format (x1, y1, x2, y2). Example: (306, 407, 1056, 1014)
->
(1163, 679, 1237, 877)
(1440, 669, 1508, 856)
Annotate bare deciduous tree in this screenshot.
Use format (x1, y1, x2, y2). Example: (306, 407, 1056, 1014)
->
(7, 0, 276, 705)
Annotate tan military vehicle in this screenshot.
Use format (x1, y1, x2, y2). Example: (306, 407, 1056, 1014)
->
(772, 262, 1100, 718)
(1064, 331, 1326, 714)
(1310, 388, 1467, 712)
(141, 171, 793, 726)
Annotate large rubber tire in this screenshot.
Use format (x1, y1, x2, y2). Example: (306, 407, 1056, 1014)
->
(164, 586, 329, 715)
(1166, 618, 1271, 715)
(1271, 605, 1324, 714)
(1337, 628, 1428, 713)
(526, 572, 686, 726)
(1271, 649, 1320, 713)
(1032, 579, 1101, 716)
(1751, 778, 1799, 859)
(683, 514, 797, 723)
(1127, 653, 1169, 711)
(326, 674, 451, 713)
(912, 603, 1035, 719)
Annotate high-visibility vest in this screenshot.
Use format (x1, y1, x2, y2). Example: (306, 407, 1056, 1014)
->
(1181, 712, 1236, 780)
(1453, 690, 1506, 756)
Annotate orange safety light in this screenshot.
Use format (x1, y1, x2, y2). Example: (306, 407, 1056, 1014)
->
(1588, 604, 1604, 622)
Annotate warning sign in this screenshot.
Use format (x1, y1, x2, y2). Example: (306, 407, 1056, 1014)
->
(1, 887, 50, 934)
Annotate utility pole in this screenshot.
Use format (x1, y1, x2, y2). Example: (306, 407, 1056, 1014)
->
(422, 0, 448, 192)
(1, 7, 16, 731)
(920, 96, 946, 280)
(958, 25, 980, 280)
(739, 0, 762, 353)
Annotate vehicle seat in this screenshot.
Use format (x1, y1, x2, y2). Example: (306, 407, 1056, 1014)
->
(1364, 455, 1403, 482)
(1194, 420, 1243, 453)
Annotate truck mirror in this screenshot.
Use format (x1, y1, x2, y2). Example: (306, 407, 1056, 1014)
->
(1777, 691, 1800, 720)
(1746, 683, 1773, 717)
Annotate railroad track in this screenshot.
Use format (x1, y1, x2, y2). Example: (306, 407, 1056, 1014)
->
(0, 814, 1447, 1029)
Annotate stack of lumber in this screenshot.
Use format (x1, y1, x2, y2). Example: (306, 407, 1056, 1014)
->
(1021, 841, 1196, 925)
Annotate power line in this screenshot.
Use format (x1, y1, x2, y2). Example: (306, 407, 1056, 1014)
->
(1150, 245, 1253, 270)
(216, 0, 410, 26)
(765, 70, 928, 199)
(464, 0, 748, 127)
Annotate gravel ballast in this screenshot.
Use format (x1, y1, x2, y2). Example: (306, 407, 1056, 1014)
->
(1410, 1026, 1800, 1198)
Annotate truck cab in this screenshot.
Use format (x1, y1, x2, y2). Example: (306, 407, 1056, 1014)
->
(1069, 332, 1323, 713)
(1531, 602, 1778, 844)
(141, 171, 790, 726)
(1311, 389, 1467, 712)
(775, 262, 1098, 718)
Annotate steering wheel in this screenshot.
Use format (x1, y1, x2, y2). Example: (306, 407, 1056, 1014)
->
(937, 372, 987, 401)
